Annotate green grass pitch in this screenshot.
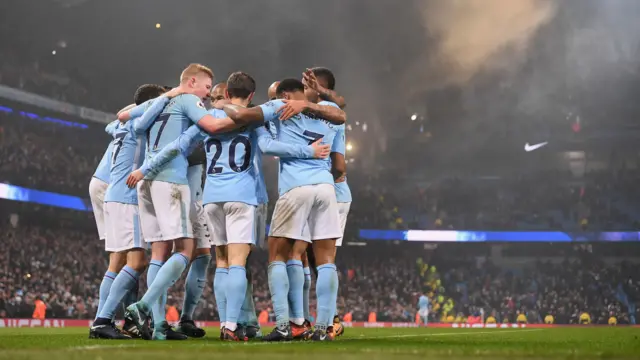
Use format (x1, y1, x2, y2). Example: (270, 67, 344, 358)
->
(1, 327, 639, 359)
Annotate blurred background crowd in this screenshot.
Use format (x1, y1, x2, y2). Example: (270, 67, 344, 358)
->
(1, 202, 638, 324)
(2, 0, 640, 327)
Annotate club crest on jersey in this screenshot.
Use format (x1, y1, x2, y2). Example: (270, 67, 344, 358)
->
(196, 101, 205, 109)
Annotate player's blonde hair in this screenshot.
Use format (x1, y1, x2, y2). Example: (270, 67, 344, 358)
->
(180, 63, 214, 84)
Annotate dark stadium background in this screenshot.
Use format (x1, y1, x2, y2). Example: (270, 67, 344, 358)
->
(0, 0, 639, 328)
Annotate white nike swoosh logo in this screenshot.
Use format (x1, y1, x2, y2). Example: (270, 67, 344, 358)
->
(278, 330, 289, 336)
(524, 142, 548, 152)
(320, 334, 326, 340)
(134, 311, 145, 326)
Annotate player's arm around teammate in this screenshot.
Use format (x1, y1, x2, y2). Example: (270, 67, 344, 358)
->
(256, 125, 330, 159)
(277, 99, 346, 124)
(305, 67, 351, 337)
(303, 68, 347, 109)
(91, 84, 168, 340)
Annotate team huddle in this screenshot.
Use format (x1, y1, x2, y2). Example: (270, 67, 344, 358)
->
(87, 64, 352, 342)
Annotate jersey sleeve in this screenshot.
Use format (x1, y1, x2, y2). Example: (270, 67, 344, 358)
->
(331, 125, 346, 155)
(133, 96, 169, 134)
(180, 94, 210, 124)
(254, 125, 315, 158)
(129, 99, 153, 119)
(104, 120, 120, 136)
(138, 125, 205, 176)
(258, 100, 284, 123)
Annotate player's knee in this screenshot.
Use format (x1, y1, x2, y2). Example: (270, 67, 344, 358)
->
(128, 252, 148, 273)
(312, 239, 337, 266)
(228, 244, 251, 266)
(174, 238, 195, 260)
(268, 237, 291, 262)
(151, 242, 173, 261)
(107, 252, 126, 273)
(290, 240, 307, 261)
(215, 245, 227, 261)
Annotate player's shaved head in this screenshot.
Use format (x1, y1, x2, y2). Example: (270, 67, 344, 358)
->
(211, 82, 227, 101)
(226, 72, 256, 100)
(268, 81, 280, 100)
(276, 78, 306, 100)
(311, 67, 336, 90)
(133, 84, 166, 105)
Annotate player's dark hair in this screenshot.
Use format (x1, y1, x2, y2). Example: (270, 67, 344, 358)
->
(248, 103, 255, 108)
(134, 84, 166, 105)
(311, 67, 336, 90)
(276, 78, 304, 97)
(226, 72, 255, 99)
(162, 85, 172, 91)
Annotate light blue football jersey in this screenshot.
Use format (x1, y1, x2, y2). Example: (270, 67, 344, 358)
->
(322, 101, 352, 204)
(93, 145, 113, 183)
(92, 121, 120, 183)
(128, 98, 156, 119)
(253, 143, 268, 205)
(137, 107, 316, 205)
(202, 109, 259, 205)
(104, 119, 145, 204)
(259, 100, 337, 195)
(136, 94, 209, 185)
(419, 295, 429, 310)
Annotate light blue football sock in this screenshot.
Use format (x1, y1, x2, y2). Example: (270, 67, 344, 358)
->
(98, 266, 139, 320)
(239, 270, 258, 326)
(181, 254, 211, 321)
(268, 261, 289, 328)
(214, 267, 228, 327)
(330, 267, 339, 321)
(141, 254, 189, 331)
(96, 271, 117, 320)
(122, 281, 138, 311)
(146, 260, 164, 324)
(286, 260, 304, 325)
(303, 267, 311, 321)
(225, 266, 247, 331)
(315, 263, 338, 331)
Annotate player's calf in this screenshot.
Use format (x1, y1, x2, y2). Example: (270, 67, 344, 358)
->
(287, 240, 308, 327)
(310, 239, 339, 339)
(213, 246, 229, 335)
(238, 262, 262, 339)
(177, 247, 211, 338)
(95, 253, 126, 321)
(263, 236, 294, 341)
(223, 243, 251, 338)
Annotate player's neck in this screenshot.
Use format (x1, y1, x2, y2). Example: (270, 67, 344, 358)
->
(230, 98, 249, 107)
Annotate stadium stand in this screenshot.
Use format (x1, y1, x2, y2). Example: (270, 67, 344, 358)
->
(1, 200, 638, 323)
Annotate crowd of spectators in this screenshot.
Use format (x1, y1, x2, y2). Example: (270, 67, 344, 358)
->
(0, 205, 421, 322)
(350, 170, 640, 232)
(0, 106, 108, 195)
(431, 252, 639, 325)
(1, 203, 638, 325)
